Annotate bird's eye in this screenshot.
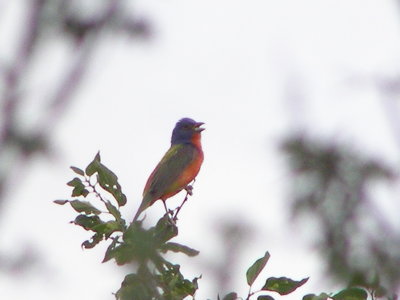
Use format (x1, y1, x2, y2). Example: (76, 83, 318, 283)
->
(183, 125, 190, 130)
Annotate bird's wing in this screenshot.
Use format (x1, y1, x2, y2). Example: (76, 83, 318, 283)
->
(133, 144, 197, 221)
(143, 143, 197, 202)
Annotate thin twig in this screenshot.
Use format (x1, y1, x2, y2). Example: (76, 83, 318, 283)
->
(0, 0, 45, 147)
(85, 176, 107, 204)
(172, 182, 195, 221)
(172, 192, 190, 222)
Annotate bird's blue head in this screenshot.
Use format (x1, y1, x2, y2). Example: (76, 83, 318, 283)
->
(171, 118, 205, 144)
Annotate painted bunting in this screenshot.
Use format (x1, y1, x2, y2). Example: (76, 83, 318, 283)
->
(133, 118, 205, 221)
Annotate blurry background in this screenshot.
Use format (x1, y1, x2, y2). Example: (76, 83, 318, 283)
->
(1, 0, 400, 299)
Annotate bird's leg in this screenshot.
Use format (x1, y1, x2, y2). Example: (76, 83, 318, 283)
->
(162, 201, 173, 218)
(173, 194, 188, 221)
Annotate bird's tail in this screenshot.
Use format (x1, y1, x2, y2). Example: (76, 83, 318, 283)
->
(132, 209, 142, 222)
(132, 195, 151, 222)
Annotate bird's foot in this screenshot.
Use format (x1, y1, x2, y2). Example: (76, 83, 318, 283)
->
(185, 185, 193, 196)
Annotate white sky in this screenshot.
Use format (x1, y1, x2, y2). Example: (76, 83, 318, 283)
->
(1, 0, 400, 299)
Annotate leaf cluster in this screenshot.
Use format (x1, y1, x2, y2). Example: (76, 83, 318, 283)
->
(219, 252, 308, 300)
(55, 153, 199, 299)
(282, 135, 400, 300)
(56, 152, 390, 300)
(304, 281, 396, 300)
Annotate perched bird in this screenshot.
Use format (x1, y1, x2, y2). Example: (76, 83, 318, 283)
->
(133, 118, 205, 221)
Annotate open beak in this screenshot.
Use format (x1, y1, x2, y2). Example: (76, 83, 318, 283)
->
(194, 122, 205, 132)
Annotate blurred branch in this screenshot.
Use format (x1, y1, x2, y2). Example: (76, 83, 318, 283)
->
(0, 0, 151, 277)
(0, 0, 151, 211)
(0, 0, 47, 207)
(208, 218, 253, 295)
(1, 0, 44, 145)
(0, 245, 40, 275)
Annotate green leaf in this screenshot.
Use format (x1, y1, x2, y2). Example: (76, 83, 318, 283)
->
(67, 177, 88, 197)
(192, 276, 201, 291)
(153, 215, 178, 243)
(105, 200, 122, 221)
(54, 199, 69, 205)
(82, 233, 103, 249)
(159, 264, 199, 297)
(173, 277, 198, 297)
(262, 277, 309, 295)
(113, 189, 127, 207)
(111, 243, 136, 265)
(85, 152, 101, 176)
(121, 225, 160, 262)
(160, 242, 199, 257)
(93, 221, 122, 238)
(97, 168, 127, 206)
(246, 251, 270, 286)
(70, 166, 84, 176)
(97, 166, 117, 189)
(303, 293, 330, 300)
(332, 288, 368, 300)
(72, 186, 89, 197)
(102, 237, 120, 263)
(84, 152, 127, 206)
(73, 215, 103, 231)
(116, 274, 153, 300)
(69, 200, 101, 215)
(67, 177, 82, 187)
(257, 296, 275, 300)
(222, 292, 237, 300)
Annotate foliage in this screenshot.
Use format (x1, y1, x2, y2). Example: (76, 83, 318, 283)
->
(56, 151, 399, 299)
(56, 153, 310, 300)
(283, 135, 400, 300)
(55, 153, 199, 299)
(242, 251, 308, 300)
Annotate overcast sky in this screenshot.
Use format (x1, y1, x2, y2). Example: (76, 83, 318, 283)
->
(1, 0, 400, 299)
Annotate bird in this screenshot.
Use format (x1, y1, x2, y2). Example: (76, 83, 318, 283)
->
(133, 118, 205, 221)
